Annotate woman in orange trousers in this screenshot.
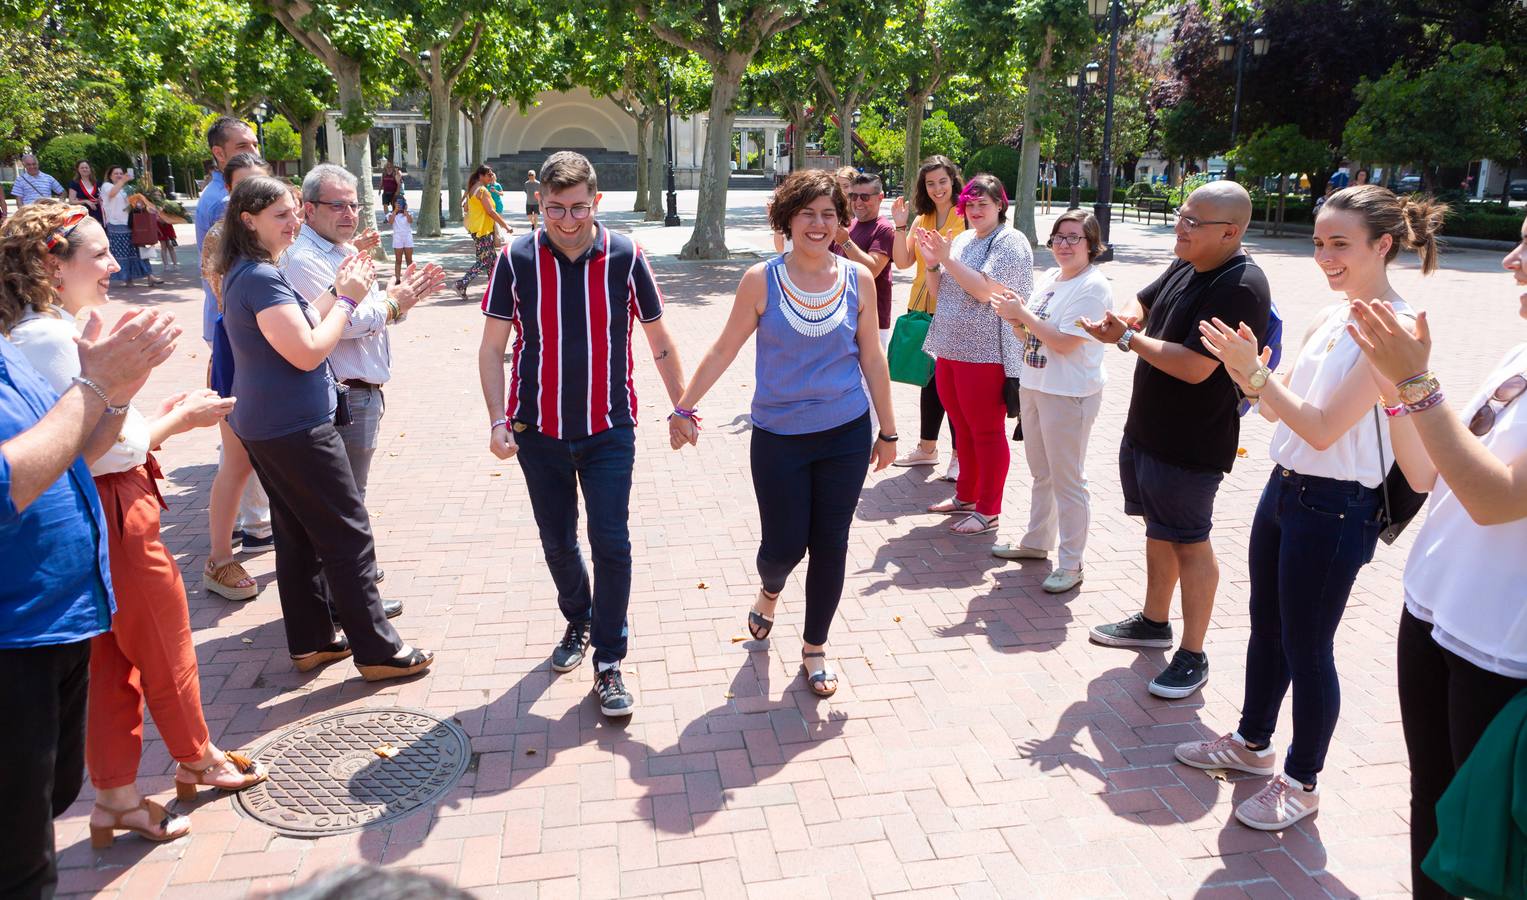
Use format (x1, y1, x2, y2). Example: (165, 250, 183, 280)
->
(1, 202, 267, 848)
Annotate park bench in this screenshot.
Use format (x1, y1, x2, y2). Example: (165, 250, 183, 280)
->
(1121, 183, 1171, 225)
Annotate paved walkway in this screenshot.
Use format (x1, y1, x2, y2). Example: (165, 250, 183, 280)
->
(52, 194, 1525, 898)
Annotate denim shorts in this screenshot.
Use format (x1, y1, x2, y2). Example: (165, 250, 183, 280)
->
(1118, 434, 1224, 543)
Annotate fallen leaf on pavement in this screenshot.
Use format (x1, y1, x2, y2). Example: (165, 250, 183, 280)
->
(241, 638, 253, 644)
(374, 744, 399, 759)
(730, 635, 748, 643)
(1204, 767, 1231, 783)
(697, 582, 708, 589)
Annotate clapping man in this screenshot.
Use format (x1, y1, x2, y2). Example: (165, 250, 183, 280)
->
(1080, 181, 1271, 700)
(282, 164, 446, 595)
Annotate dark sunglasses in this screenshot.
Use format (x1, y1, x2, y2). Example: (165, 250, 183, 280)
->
(1468, 373, 1526, 437)
(847, 192, 880, 202)
(46, 210, 90, 252)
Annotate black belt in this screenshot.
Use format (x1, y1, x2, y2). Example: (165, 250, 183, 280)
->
(341, 379, 381, 391)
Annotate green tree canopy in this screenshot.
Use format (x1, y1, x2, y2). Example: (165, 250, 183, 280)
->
(1343, 43, 1517, 188)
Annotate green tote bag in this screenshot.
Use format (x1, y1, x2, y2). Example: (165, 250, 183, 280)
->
(887, 310, 935, 387)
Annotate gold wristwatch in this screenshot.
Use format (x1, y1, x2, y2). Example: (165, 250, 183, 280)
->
(1247, 365, 1271, 392)
(1399, 372, 1441, 406)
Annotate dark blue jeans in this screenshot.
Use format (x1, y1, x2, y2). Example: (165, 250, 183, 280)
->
(751, 413, 871, 646)
(1238, 466, 1381, 784)
(515, 424, 635, 666)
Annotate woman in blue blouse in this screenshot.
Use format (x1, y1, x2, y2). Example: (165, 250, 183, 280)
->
(670, 170, 897, 697)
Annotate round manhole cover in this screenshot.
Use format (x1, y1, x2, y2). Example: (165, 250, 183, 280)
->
(235, 707, 470, 836)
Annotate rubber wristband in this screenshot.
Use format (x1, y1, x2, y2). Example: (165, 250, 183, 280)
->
(337, 294, 358, 309)
(490, 417, 509, 430)
(671, 407, 698, 419)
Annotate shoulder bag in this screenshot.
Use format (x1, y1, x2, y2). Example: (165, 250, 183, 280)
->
(1372, 406, 1428, 544)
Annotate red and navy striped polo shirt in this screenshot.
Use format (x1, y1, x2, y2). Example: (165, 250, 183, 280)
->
(481, 224, 665, 440)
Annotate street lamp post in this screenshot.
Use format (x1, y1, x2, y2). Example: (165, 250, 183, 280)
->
(1066, 62, 1100, 210)
(253, 100, 273, 159)
(850, 108, 862, 168)
(664, 66, 680, 227)
(1088, 0, 1122, 261)
(1220, 26, 1268, 181)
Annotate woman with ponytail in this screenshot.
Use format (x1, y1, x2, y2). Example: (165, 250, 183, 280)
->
(1178, 185, 1446, 831)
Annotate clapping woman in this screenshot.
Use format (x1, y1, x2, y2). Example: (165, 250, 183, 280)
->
(2, 201, 266, 849)
(917, 174, 1033, 536)
(1180, 185, 1445, 833)
(218, 176, 432, 682)
(1349, 211, 1527, 897)
(669, 170, 897, 697)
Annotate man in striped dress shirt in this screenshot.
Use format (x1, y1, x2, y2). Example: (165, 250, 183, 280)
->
(477, 152, 686, 718)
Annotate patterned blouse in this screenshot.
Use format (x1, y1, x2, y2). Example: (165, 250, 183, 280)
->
(922, 226, 1033, 375)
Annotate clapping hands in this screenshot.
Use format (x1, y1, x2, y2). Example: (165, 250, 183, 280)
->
(391, 262, 448, 314)
(913, 226, 950, 265)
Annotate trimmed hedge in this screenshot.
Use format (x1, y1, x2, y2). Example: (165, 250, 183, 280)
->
(39, 134, 132, 185)
(1253, 196, 1523, 241)
(964, 145, 1021, 197)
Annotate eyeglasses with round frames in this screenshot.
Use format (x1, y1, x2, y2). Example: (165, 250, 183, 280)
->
(543, 204, 594, 221)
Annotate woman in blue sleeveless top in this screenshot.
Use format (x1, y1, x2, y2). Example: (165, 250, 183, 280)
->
(671, 170, 897, 697)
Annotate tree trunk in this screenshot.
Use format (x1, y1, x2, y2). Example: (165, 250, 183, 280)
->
(418, 81, 451, 237)
(1014, 67, 1047, 244)
(298, 114, 321, 175)
(646, 120, 664, 222)
(837, 102, 853, 168)
(470, 107, 488, 170)
(139, 139, 154, 191)
(902, 100, 926, 200)
(1270, 174, 1282, 238)
(680, 57, 744, 260)
(334, 61, 378, 233)
(634, 113, 650, 212)
(791, 107, 808, 173)
(447, 102, 463, 224)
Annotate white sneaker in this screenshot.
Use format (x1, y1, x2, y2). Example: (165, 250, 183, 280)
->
(939, 453, 960, 482)
(1042, 569, 1083, 593)
(1235, 773, 1320, 831)
(893, 446, 939, 467)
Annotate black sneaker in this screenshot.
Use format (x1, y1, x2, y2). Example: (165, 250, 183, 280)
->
(1089, 613, 1174, 649)
(550, 622, 591, 673)
(241, 531, 275, 551)
(1149, 649, 1210, 699)
(593, 666, 635, 717)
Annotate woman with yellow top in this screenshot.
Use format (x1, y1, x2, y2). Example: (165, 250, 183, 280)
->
(891, 155, 965, 480)
(454, 165, 513, 300)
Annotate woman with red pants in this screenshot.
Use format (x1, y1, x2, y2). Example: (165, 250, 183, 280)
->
(916, 174, 1033, 534)
(2, 202, 267, 850)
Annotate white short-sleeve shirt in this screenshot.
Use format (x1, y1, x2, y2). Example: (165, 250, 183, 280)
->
(1018, 265, 1113, 397)
(1403, 342, 1527, 679)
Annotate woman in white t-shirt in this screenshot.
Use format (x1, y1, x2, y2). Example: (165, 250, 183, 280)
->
(991, 209, 1112, 593)
(1184, 185, 1447, 833)
(1349, 211, 1527, 898)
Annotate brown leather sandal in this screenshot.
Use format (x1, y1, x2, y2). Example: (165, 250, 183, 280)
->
(89, 798, 191, 848)
(174, 750, 268, 802)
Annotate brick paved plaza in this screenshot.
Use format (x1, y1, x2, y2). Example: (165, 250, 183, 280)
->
(50, 193, 1525, 899)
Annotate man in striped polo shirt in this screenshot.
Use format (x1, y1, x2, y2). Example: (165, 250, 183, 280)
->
(477, 151, 686, 718)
